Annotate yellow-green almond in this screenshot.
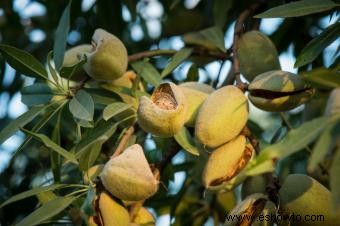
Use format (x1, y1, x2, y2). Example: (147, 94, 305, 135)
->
(100, 144, 159, 201)
(180, 87, 208, 127)
(202, 135, 255, 191)
(36, 191, 57, 205)
(83, 28, 128, 81)
(97, 192, 130, 226)
(241, 175, 268, 199)
(132, 207, 156, 226)
(61, 44, 92, 81)
(248, 70, 314, 112)
(195, 85, 248, 148)
(137, 82, 188, 137)
(216, 191, 237, 216)
(83, 164, 104, 185)
(63, 44, 92, 67)
(224, 193, 268, 226)
(324, 88, 340, 116)
(238, 31, 281, 81)
(179, 82, 215, 94)
(87, 216, 98, 226)
(253, 200, 276, 226)
(279, 174, 340, 226)
(110, 70, 137, 88)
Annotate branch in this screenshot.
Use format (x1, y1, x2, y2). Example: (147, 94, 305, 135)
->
(228, 2, 264, 89)
(128, 48, 232, 63)
(155, 142, 181, 173)
(111, 126, 135, 158)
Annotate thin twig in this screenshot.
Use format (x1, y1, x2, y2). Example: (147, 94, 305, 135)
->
(128, 48, 232, 63)
(155, 142, 181, 173)
(111, 126, 135, 158)
(231, 2, 263, 91)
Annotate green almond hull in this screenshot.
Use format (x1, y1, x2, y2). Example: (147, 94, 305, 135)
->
(238, 31, 281, 82)
(279, 174, 340, 226)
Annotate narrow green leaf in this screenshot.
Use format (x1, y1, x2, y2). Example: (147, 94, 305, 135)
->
(0, 44, 48, 79)
(161, 48, 193, 78)
(13, 101, 68, 157)
(174, 127, 200, 156)
(213, 0, 232, 27)
(85, 88, 121, 105)
(0, 184, 66, 208)
(301, 66, 340, 89)
(16, 196, 77, 226)
(308, 122, 340, 171)
(186, 64, 199, 81)
(130, 60, 161, 86)
(330, 147, 340, 211)
(75, 118, 117, 158)
(21, 128, 77, 163)
(0, 106, 44, 144)
(103, 102, 132, 121)
(21, 83, 53, 106)
(247, 116, 337, 176)
(51, 108, 63, 182)
(295, 22, 340, 67)
(79, 140, 103, 170)
(255, 0, 339, 18)
(69, 90, 94, 121)
(53, 1, 71, 70)
(47, 51, 61, 85)
(200, 26, 226, 52)
(267, 117, 330, 159)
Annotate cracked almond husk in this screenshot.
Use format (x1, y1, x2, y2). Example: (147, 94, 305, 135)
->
(137, 82, 188, 137)
(83, 28, 128, 81)
(202, 135, 255, 191)
(248, 70, 314, 112)
(224, 193, 269, 226)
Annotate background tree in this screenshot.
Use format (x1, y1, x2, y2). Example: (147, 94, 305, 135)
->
(0, 0, 339, 225)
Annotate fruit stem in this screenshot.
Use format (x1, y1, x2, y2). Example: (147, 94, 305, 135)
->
(111, 126, 135, 158)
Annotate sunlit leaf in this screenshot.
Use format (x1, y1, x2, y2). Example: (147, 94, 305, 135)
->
(174, 127, 200, 156)
(247, 116, 339, 176)
(0, 184, 67, 208)
(161, 48, 193, 78)
(300, 66, 340, 89)
(308, 121, 340, 171)
(103, 102, 132, 121)
(131, 60, 161, 86)
(255, 0, 339, 18)
(16, 196, 77, 226)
